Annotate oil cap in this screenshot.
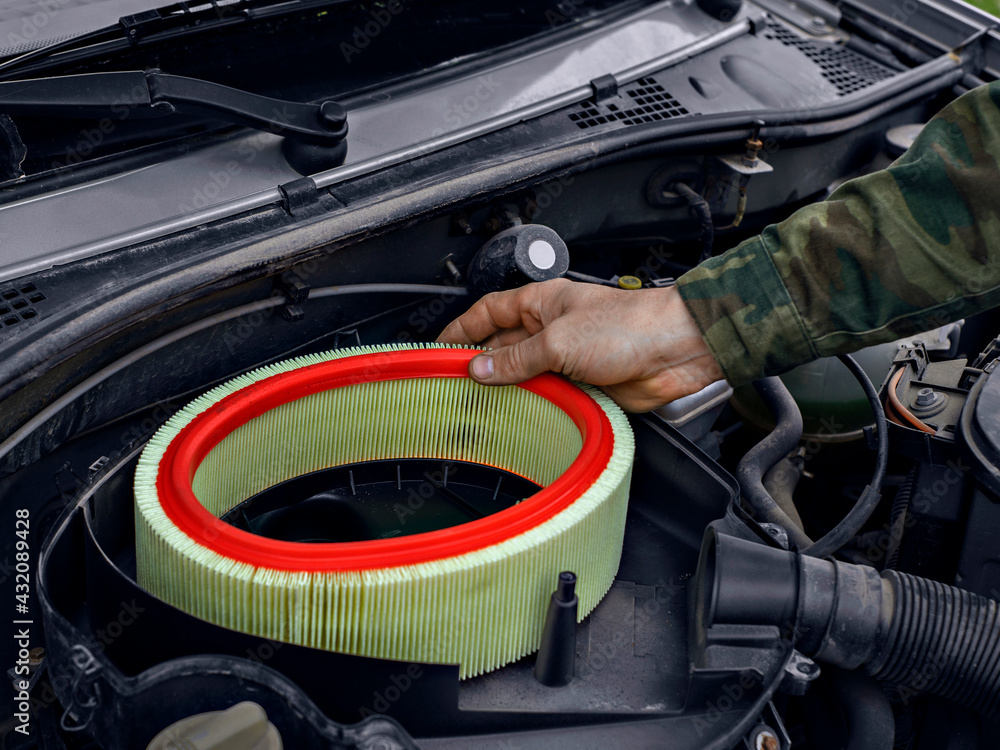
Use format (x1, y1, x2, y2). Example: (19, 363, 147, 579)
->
(467, 224, 570, 295)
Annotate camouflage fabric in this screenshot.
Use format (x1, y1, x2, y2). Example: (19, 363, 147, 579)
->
(676, 81, 1000, 386)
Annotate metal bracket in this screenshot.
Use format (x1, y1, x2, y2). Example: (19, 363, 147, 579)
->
(779, 650, 821, 696)
(714, 153, 774, 176)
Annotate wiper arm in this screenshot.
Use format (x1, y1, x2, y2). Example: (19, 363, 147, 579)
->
(0, 69, 346, 142)
(0, 69, 348, 173)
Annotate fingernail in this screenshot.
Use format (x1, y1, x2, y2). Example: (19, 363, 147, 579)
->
(471, 354, 494, 380)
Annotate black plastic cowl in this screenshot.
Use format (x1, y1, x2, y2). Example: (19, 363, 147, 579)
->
(694, 528, 1000, 714)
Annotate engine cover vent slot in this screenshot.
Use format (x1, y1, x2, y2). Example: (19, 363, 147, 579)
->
(763, 21, 897, 96)
(568, 77, 690, 129)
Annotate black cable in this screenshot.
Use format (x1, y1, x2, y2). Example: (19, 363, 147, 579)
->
(671, 182, 715, 263)
(802, 354, 888, 558)
(884, 466, 915, 571)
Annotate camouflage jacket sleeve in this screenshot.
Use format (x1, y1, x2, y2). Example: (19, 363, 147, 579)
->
(676, 81, 1000, 386)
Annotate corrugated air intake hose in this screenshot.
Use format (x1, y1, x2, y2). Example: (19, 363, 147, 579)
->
(694, 528, 1000, 714)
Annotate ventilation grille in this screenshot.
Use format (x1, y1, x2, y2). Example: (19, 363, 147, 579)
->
(0, 283, 44, 328)
(568, 77, 690, 129)
(764, 21, 897, 96)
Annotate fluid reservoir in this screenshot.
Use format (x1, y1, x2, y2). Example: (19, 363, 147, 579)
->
(731, 324, 961, 441)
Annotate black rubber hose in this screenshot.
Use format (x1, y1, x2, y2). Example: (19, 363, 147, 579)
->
(762, 456, 805, 530)
(735, 377, 812, 549)
(828, 667, 895, 750)
(671, 182, 715, 263)
(801, 354, 888, 558)
(871, 570, 1000, 714)
(700, 530, 1000, 715)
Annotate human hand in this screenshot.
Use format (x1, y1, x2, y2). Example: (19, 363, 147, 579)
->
(435, 278, 725, 412)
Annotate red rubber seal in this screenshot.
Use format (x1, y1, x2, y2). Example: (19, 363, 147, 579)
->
(155, 348, 615, 571)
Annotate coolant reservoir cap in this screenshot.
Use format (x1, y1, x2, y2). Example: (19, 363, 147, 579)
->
(146, 701, 282, 750)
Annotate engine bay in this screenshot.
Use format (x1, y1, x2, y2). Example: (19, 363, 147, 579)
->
(3, 0, 1000, 747)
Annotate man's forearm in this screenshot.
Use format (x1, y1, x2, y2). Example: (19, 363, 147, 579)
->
(677, 81, 1000, 386)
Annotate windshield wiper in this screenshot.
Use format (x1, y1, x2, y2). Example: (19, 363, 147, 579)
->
(0, 0, 353, 80)
(0, 69, 348, 172)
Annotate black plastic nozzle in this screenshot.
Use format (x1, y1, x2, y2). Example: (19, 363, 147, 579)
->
(693, 528, 1000, 714)
(533, 571, 578, 687)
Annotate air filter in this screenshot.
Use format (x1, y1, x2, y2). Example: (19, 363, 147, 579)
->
(134, 344, 633, 678)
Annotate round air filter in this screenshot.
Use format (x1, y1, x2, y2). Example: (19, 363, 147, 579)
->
(134, 344, 633, 678)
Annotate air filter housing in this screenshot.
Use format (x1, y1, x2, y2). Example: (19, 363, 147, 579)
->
(134, 345, 633, 678)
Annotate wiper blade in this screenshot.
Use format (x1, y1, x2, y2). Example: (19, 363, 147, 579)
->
(0, 0, 351, 80)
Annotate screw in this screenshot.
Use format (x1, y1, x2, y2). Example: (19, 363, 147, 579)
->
(445, 259, 463, 284)
(916, 387, 935, 405)
(797, 660, 817, 675)
(754, 728, 779, 750)
(452, 214, 473, 235)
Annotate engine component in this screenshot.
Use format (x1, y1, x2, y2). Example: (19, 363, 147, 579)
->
(466, 224, 570, 295)
(133, 344, 633, 678)
(735, 355, 887, 558)
(731, 324, 961, 441)
(736, 376, 808, 546)
(695, 528, 1000, 715)
(654, 378, 733, 443)
(532, 571, 579, 687)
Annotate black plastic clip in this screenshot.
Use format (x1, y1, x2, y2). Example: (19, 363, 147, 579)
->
(119, 10, 162, 43)
(274, 271, 309, 322)
(589, 74, 618, 103)
(278, 177, 320, 217)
